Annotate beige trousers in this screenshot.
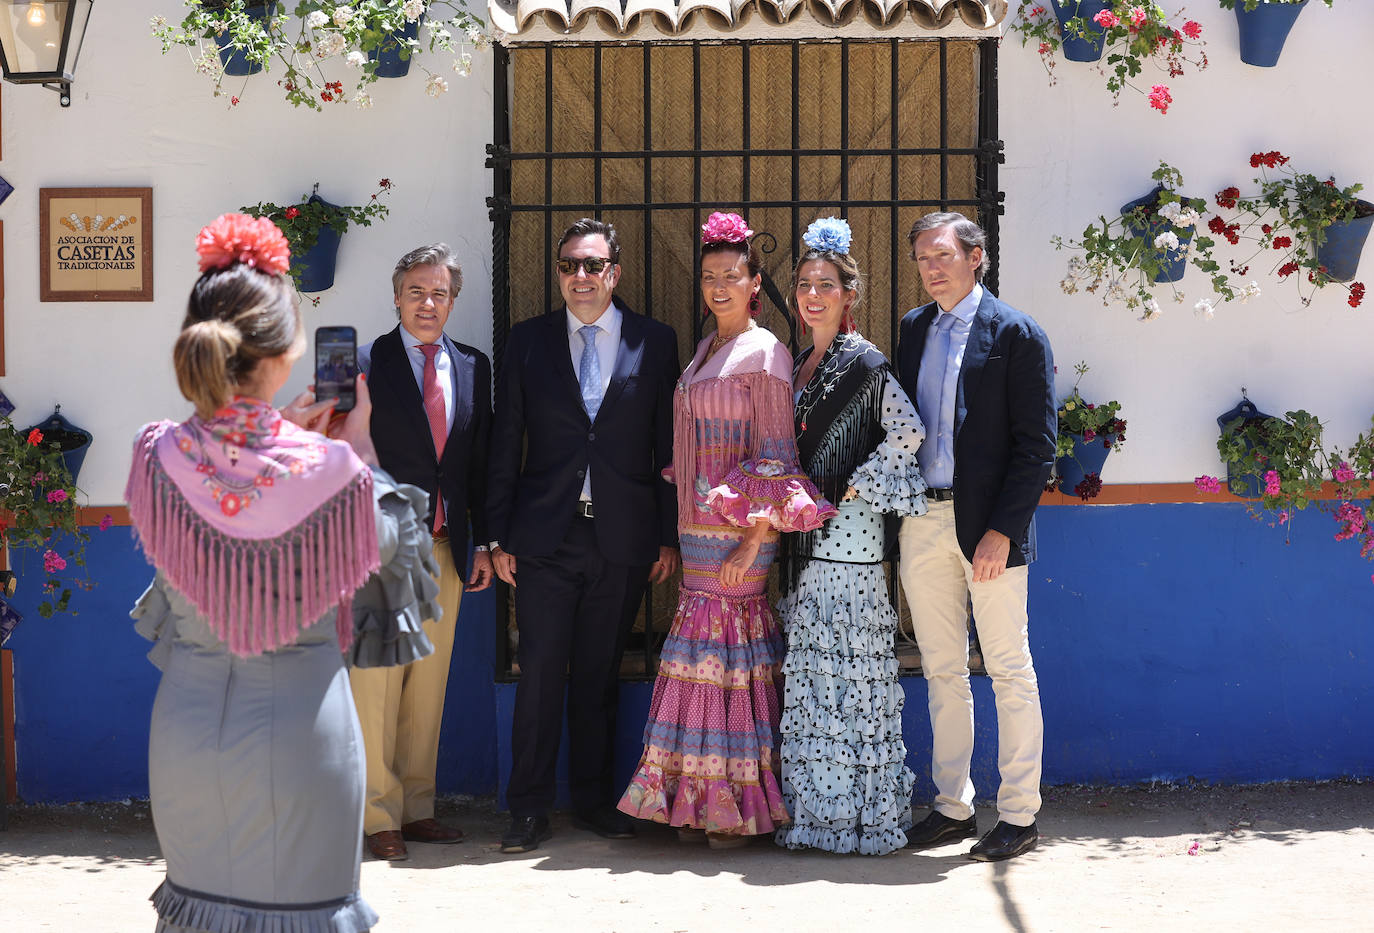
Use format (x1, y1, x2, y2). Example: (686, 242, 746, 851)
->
(898, 501, 1042, 827)
(349, 539, 464, 835)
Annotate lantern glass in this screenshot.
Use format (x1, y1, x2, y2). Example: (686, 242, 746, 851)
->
(0, 1, 92, 81)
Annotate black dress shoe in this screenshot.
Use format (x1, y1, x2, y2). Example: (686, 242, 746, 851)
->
(500, 815, 552, 853)
(969, 820, 1038, 861)
(904, 811, 978, 849)
(572, 806, 637, 840)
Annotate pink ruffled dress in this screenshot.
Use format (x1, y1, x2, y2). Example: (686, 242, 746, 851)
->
(617, 325, 835, 837)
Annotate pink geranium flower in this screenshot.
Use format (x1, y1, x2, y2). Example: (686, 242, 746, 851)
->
(1093, 9, 1120, 28)
(1148, 84, 1172, 114)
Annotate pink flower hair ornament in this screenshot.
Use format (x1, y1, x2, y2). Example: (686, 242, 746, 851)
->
(196, 212, 292, 276)
(701, 211, 753, 246)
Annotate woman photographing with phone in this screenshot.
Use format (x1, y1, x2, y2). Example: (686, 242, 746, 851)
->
(127, 213, 440, 932)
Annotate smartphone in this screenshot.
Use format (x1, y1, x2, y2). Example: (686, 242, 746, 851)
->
(315, 326, 358, 413)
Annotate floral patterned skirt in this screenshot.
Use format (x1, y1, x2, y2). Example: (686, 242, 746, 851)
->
(616, 520, 789, 836)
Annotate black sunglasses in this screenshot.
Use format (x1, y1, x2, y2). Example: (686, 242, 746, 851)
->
(555, 256, 613, 276)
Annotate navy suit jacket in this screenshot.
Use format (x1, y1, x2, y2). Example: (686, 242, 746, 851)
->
(896, 289, 1056, 568)
(487, 303, 679, 566)
(360, 326, 491, 570)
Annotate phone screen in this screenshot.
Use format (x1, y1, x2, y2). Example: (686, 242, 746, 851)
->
(315, 326, 358, 413)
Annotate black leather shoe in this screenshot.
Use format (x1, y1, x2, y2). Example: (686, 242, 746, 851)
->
(573, 806, 637, 840)
(500, 815, 552, 853)
(969, 820, 1038, 861)
(904, 811, 978, 849)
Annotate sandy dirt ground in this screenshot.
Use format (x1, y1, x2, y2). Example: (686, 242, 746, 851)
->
(2, 781, 1371, 933)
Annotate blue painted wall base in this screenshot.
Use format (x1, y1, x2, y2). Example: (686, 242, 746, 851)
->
(6, 501, 1372, 803)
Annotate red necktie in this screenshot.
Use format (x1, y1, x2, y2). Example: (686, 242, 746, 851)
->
(419, 343, 447, 534)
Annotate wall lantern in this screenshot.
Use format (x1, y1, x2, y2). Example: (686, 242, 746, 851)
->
(0, 1, 93, 107)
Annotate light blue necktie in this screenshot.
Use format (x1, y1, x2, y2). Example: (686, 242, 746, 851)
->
(917, 313, 957, 479)
(578, 324, 603, 419)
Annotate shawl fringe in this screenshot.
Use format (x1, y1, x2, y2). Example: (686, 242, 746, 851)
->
(127, 425, 380, 658)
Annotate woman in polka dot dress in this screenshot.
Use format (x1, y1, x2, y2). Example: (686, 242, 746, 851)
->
(775, 218, 929, 855)
(617, 213, 835, 849)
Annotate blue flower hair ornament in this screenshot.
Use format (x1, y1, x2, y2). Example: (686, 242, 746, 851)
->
(802, 217, 852, 255)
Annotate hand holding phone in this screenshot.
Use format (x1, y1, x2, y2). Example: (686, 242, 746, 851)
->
(315, 326, 358, 412)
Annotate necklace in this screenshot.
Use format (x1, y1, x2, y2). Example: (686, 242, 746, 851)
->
(710, 320, 754, 353)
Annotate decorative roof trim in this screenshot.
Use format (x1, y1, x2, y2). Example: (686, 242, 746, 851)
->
(490, 0, 1006, 41)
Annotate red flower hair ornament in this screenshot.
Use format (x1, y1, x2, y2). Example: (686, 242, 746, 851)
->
(701, 211, 753, 246)
(196, 212, 292, 276)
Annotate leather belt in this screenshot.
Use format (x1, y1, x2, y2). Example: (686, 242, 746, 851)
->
(575, 500, 595, 519)
(927, 488, 955, 502)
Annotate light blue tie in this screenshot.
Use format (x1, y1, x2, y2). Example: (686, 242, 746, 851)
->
(578, 324, 603, 419)
(917, 313, 957, 479)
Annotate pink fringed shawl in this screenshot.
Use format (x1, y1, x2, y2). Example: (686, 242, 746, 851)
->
(125, 397, 380, 657)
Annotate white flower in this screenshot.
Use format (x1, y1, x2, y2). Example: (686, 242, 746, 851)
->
(1139, 298, 1162, 322)
(1175, 207, 1201, 228)
(1154, 231, 1180, 251)
(305, 10, 328, 29)
(316, 32, 347, 57)
(1066, 255, 1087, 279)
(1158, 201, 1182, 223)
(1174, 291, 1186, 303)
(431, 26, 451, 40)
(150, 15, 168, 28)
(403, 0, 426, 20)
(346, 50, 366, 68)
(1060, 278, 1079, 295)
(454, 52, 473, 76)
(1194, 297, 1215, 320)
(471, 31, 491, 52)
(426, 74, 448, 97)
(332, 6, 354, 26)
(353, 92, 374, 109)
(194, 52, 219, 74)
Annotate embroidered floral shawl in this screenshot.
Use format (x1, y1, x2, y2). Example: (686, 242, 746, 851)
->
(125, 397, 379, 657)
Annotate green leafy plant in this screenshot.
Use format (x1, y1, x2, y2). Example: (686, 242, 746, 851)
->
(240, 179, 393, 296)
(0, 414, 94, 618)
(1009, 1, 1207, 112)
(151, 1, 488, 110)
(1210, 151, 1368, 308)
(1049, 362, 1127, 500)
(1054, 162, 1253, 320)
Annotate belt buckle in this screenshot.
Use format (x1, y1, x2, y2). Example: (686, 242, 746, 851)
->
(930, 488, 955, 502)
(576, 500, 595, 519)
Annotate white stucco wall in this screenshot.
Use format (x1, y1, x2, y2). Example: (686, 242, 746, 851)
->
(3, 3, 1372, 505)
(1, 4, 495, 504)
(999, 2, 1374, 484)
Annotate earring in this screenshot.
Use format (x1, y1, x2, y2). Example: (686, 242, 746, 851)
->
(842, 308, 855, 333)
(702, 304, 710, 318)
(748, 294, 761, 316)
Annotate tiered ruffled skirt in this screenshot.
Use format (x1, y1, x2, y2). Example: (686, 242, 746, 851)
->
(617, 522, 790, 836)
(775, 562, 914, 855)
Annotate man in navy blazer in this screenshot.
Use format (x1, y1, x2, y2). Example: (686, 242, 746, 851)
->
(350, 243, 493, 861)
(895, 212, 1056, 862)
(489, 218, 679, 853)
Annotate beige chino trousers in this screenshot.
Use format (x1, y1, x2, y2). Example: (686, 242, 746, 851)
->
(898, 501, 1042, 827)
(349, 539, 464, 835)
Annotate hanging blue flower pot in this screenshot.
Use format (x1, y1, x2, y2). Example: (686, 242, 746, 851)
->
(23, 406, 93, 487)
(1052, 0, 1112, 62)
(1234, 0, 1308, 68)
(215, 2, 277, 77)
(1315, 199, 1374, 283)
(1217, 399, 1270, 499)
(1056, 433, 1115, 499)
(1121, 184, 1192, 283)
(369, 17, 422, 78)
(292, 196, 343, 293)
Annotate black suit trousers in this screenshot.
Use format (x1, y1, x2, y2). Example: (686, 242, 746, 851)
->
(506, 516, 649, 816)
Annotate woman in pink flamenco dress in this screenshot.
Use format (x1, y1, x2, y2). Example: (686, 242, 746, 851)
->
(617, 212, 835, 849)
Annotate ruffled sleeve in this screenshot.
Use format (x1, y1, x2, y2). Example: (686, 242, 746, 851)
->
(346, 468, 440, 669)
(131, 578, 177, 671)
(705, 363, 837, 533)
(847, 377, 929, 517)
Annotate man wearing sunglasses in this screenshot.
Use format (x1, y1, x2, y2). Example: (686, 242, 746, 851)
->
(488, 217, 680, 853)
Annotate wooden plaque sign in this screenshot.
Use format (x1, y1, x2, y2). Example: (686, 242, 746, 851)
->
(40, 187, 153, 302)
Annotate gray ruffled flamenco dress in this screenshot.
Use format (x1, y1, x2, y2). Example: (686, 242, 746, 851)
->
(130, 408, 440, 933)
(775, 332, 928, 856)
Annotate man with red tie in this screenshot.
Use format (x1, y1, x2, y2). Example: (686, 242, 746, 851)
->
(350, 244, 493, 861)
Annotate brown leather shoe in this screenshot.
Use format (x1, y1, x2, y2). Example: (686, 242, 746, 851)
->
(365, 830, 409, 861)
(401, 818, 465, 844)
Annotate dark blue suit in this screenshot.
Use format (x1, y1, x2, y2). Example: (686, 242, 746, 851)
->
(896, 290, 1056, 566)
(489, 302, 678, 816)
(360, 327, 490, 566)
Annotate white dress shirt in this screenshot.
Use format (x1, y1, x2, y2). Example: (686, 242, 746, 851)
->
(566, 303, 621, 502)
